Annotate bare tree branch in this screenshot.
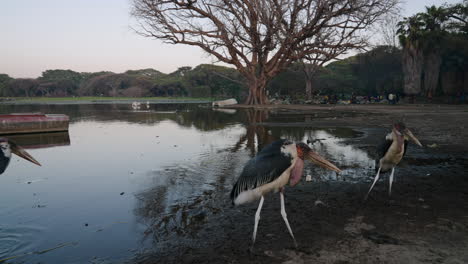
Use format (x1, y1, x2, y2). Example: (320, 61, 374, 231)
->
(131, 0, 399, 104)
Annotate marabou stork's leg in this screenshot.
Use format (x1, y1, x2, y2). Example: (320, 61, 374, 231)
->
(280, 189, 298, 248)
(365, 167, 382, 201)
(251, 195, 264, 250)
(388, 167, 395, 196)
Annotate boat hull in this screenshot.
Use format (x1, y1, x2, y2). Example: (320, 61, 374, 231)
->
(0, 114, 69, 135)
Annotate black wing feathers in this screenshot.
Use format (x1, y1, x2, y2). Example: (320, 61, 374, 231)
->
(375, 137, 392, 171)
(230, 140, 292, 201)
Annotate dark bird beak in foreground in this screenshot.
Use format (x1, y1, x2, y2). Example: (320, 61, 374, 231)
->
(306, 151, 341, 173)
(404, 129, 423, 147)
(10, 142, 41, 166)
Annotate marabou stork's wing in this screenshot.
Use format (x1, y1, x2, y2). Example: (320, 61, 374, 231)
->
(230, 150, 292, 202)
(375, 137, 392, 171)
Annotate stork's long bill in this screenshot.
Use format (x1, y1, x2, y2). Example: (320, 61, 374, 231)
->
(404, 129, 423, 147)
(10, 141, 41, 166)
(305, 151, 342, 173)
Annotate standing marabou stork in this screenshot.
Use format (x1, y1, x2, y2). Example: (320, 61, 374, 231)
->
(0, 138, 41, 174)
(365, 122, 422, 200)
(230, 139, 341, 249)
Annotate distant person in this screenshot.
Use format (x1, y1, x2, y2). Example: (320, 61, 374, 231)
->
(388, 93, 395, 105)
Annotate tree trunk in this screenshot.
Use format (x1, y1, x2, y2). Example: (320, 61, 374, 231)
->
(303, 64, 317, 100)
(402, 42, 424, 97)
(244, 77, 269, 105)
(423, 50, 442, 97)
(305, 78, 313, 100)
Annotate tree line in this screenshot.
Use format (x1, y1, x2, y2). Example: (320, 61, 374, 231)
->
(1, 1, 466, 103)
(0, 42, 462, 102)
(0, 48, 400, 101)
(0, 65, 243, 99)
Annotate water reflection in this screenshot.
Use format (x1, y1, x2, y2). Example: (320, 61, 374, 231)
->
(0, 104, 376, 263)
(6, 132, 70, 149)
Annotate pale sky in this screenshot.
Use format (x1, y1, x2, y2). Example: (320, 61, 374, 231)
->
(0, 0, 462, 78)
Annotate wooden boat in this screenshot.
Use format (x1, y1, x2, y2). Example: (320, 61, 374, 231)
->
(0, 113, 69, 135)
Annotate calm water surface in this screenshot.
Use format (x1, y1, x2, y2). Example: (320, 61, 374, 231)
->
(0, 104, 374, 263)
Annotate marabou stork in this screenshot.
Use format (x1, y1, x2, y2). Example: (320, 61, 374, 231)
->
(0, 138, 41, 174)
(365, 122, 422, 200)
(230, 139, 341, 249)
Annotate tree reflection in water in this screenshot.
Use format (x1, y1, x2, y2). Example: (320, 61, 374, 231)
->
(231, 109, 275, 156)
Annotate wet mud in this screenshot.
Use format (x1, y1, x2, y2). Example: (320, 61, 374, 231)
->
(135, 104, 468, 264)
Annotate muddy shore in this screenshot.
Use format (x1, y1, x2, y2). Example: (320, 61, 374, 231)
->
(135, 103, 468, 264)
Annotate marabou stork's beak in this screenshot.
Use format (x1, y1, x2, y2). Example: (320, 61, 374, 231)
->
(404, 129, 423, 147)
(10, 142, 41, 166)
(306, 151, 341, 173)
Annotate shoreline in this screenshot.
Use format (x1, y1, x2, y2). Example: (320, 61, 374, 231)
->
(0, 98, 212, 105)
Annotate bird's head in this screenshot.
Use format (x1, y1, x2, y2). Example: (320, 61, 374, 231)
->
(393, 122, 422, 147)
(0, 138, 41, 166)
(295, 142, 341, 173)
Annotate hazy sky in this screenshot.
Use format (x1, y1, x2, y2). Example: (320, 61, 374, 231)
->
(0, 0, 462, 78)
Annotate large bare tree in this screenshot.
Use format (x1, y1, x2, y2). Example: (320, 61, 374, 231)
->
(132, 0, 398, 105)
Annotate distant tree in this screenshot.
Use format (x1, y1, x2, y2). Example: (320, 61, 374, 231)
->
(38, 69, 83, 96)
(183, 64, 244, 98)
(81, 71, 114, 82)
(151, 68, 189, 96)
(0, 74, 13, 97)
(353, 45, 403, 95)
(378, 13, 402, 48)
(398, 1, 468, 99)
(132, 0, 398, 105)
(315, 57, 359, 95)
(8, 78, 39, 97)
(398, 14, 426, 97)
(268, 63, 305, 98)
(125, 68, 165, 80)
(78, 73, 154, 97)
(301, 41, 360, 100)
(448, 1, 468, 33)
(171, 66, 192, 77)
(300, 12, 375, 100)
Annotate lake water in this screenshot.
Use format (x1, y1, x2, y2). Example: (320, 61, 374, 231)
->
(0, 103, 376, 263)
